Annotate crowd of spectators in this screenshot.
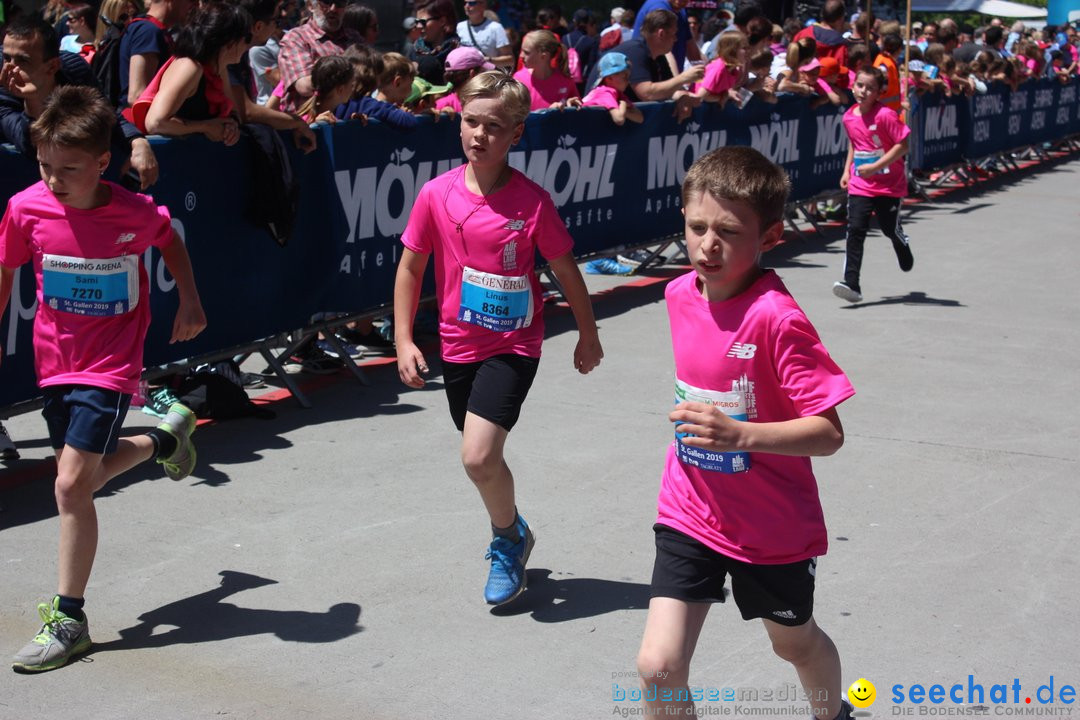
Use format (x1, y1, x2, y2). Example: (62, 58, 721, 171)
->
(3, 0, 1079, 182)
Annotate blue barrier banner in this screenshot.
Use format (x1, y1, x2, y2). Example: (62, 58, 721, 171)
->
(2, 81, 1077, 409)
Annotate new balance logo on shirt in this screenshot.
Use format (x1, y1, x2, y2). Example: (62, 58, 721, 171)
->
(115, 233, 136, 244)
(504, 220, 525, 231)
(726, 342, 756, 359)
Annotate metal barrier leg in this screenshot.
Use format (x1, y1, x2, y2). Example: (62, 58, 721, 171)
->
(541, 268, 568, 304)
(259, 342, 312, 408)
(323, 333, 370, 386)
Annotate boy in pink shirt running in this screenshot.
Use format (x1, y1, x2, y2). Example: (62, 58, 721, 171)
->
(394, 71, 602, 606)
(1, 87, 206, 673)
(833, 66, 914, 304)
(635, 147, 856, 720)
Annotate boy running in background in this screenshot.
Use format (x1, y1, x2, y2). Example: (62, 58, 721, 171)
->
(394, 71, 602, 606)
(0, 86, 206, 672)
(636, 146, 855, 720)
(834, 66, 913, 304)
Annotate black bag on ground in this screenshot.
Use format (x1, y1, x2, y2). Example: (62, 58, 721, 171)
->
(177, 360, 275, 420)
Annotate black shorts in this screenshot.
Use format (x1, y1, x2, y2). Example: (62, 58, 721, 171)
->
(42, 385, 132, 455)
(650, 524, 816, 627)
(443, 354, 540, 432)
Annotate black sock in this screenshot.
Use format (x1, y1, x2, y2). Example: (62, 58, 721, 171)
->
(56, 595, 85, 621)
(146, 428, 177, 459)
(492, 511, 521, 544)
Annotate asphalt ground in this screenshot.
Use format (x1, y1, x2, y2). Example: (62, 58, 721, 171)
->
(1, 153, 1078, 720)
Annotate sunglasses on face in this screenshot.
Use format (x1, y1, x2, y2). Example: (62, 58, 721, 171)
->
(415, 17, 441, 26)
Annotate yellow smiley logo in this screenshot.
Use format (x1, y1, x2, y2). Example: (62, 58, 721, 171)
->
(848, 678, 877, 709)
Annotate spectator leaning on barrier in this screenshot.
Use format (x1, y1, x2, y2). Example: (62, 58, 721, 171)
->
(132, 2, 250, 145)
(585, 8, 703, 122)
(336, 50, 421, 126)
(119, 0, 195, 109)
(581, 49, 643, 124)
(228, 0, 316, 153)
(408, 0, 459, 86)
(632, 0, 702, 69)
(0, 16, 160, 188)
(1, 85, 206, 674)
(515, 29, 581, 111)
(277, 0, 359, 113)
(456, 0, 513, 69)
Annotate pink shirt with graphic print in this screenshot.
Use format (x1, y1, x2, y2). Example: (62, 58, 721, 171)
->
(0, 181, 174, 393)
(401, 166, 573, 363)
(657, 270, 855, 564)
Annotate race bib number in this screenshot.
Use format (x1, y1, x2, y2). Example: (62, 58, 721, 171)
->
(458, 266, 533, 332)
(674, 378, 751, 473)
(853, 148, 886, 175)
(42, 254, 139, 317)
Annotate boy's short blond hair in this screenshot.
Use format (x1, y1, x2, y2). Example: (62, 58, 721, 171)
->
(682, 147, 790, 230)
(30, 85, 115, 156)
(458, 71, 531, 125)
(378, 52, 416, 87)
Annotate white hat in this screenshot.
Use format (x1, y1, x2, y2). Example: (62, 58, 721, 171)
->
(610, 6, 625, 23)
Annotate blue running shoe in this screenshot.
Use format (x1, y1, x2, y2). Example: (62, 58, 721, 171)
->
(484, 516, 535, 605)
(585, 258, 633, 276)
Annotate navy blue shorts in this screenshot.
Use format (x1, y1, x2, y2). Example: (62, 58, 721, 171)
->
(42, 385, 132, 455)
(650, 524, 817, 627)
(443, 354, 540, 432)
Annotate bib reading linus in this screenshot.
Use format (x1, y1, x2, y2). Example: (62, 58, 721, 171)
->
(401, 167, 573, 363)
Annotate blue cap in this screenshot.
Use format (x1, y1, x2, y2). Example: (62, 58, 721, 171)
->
(598, 51, 630, 78)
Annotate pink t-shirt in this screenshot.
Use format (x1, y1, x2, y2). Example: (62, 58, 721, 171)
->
(581, 84, 627, 110)
(0, 181, 174, 393)
(657, 270, 855, 564)
(513, 68, 580, 111)
(843, 102, 910, 198)
(699, 57, 740, 96)
(400, 166, 573, 363)
(435, 92, 462, 112)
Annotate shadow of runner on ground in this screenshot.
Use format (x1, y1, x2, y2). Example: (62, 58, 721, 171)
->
(490, 568, 651, 622)
(89, 570, 362, 653)
(841, 291, 965, 309)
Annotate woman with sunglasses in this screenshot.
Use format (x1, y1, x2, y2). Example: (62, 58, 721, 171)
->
(407, 0, 459, 85)
(130, 2, 252, 145)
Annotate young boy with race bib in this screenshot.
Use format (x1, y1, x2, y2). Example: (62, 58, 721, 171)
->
(0, 86, 206, 673)
(394, 71, 603, 606)
(833, 66, 914, 304)
(636, 147, 856, 720)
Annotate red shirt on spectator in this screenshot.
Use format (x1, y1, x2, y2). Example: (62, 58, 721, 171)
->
(277, 20, 360, 113)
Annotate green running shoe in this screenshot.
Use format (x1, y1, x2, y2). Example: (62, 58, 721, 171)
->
(12, 597, 91, 673)
(156, 403, 197, 480)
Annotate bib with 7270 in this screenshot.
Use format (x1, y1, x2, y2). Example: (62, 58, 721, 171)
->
(42, 254, 139, 317)
(458, 266, 533, 332)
